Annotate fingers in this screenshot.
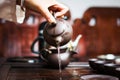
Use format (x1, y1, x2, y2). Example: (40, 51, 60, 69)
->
(40, 8, 56, 23)
(24, 0, 69, 23)
(53, 3, 69, 18)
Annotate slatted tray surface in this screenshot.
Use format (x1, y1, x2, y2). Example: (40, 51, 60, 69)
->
(0, 57, 92, 80)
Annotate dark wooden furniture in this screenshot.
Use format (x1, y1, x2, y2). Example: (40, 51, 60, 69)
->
(0, 19, 38, 57)
(72, 7, 120, 58)
(0, 57, 119, 80)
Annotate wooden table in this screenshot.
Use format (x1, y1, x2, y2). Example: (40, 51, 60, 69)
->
(0, 57, 119, 80)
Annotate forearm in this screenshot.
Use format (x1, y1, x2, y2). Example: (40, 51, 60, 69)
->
(16, 0, 68, 23)
(16, 0, 26, 6)
(16, 0, 21, 5)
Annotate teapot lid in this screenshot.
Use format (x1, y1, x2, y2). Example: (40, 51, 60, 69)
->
(43, 18, 73, 47)
(45, 19, 67, 36)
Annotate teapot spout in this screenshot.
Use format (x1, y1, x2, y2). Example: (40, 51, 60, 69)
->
(69, 34, 82, 51)
(60, 34, 82, 51)
(72, 35, 82, 47)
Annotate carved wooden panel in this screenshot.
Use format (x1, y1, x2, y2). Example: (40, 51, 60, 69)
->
(72, 7, 120, 58)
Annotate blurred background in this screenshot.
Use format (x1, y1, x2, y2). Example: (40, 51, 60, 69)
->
(1, 0, 120, 62)
(58, 0, 120, 19)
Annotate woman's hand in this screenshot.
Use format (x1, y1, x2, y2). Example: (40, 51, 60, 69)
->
(23, 0, 68, 23)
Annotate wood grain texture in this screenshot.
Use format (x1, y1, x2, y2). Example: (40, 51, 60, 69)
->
(72, 7, 120, 58)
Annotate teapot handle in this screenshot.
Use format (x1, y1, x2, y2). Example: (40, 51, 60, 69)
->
(31, 36, 44, 54)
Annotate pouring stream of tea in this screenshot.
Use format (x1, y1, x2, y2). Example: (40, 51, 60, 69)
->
(57, 41, 62, 80)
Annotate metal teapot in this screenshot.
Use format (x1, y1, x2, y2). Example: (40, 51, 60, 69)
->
(43, 18, 73, 47)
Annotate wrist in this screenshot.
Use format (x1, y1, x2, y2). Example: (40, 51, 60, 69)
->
(16, 0, 25, 6)
(21, 0, 25, 11)
(16, 0, 21, 5)
(16, 0, 25, 11)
